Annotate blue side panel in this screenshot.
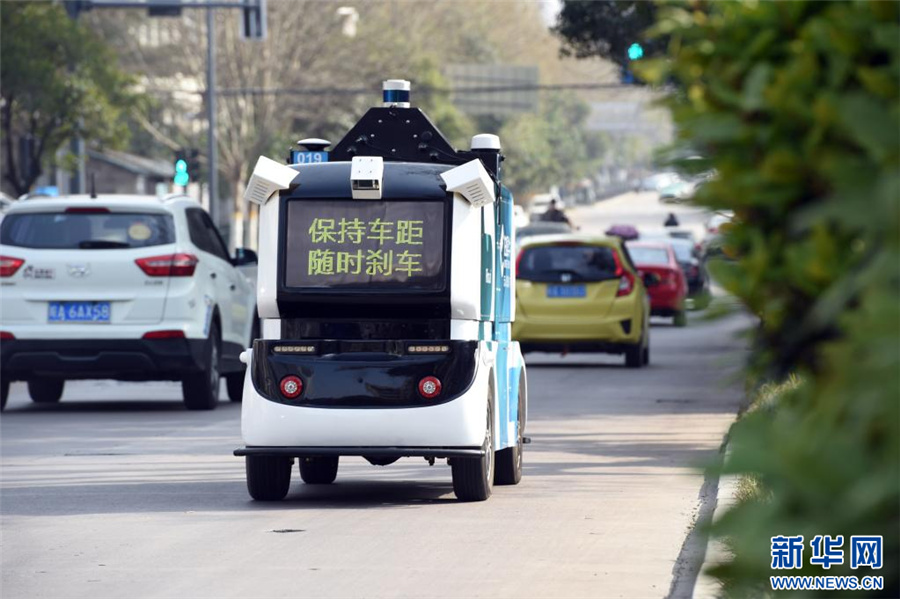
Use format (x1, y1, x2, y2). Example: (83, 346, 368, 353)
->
(508, 345, 522, 448)
(494, 323, 522, 450)
(493, 186, 517, 450)
(480, 209, 494, 321)
(495, 186, 514, 323)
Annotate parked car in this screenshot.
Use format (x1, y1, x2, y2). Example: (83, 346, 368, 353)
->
(705, 211, 734, 236)
(515, 222, 573, 251)
(0, 194, 258, 411)
(702, 211, 735, 259)
(626, 241, 688, 326)
(513, 234, 650, 368)
(638, 231, 709, 296)
(659, 180, 697, 203)
(638, 172, 680, 192)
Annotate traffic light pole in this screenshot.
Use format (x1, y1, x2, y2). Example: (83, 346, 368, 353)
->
(64, 0, 265, 228)
(206, 6, 219, 227)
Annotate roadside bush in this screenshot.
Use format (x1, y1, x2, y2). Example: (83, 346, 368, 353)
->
(638, 2, 899, 596)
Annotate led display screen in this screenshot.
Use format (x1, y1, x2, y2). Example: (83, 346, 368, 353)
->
(284, 200, 445, 290)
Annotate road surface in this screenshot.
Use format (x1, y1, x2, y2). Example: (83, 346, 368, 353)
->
(1, 192, 750, 599)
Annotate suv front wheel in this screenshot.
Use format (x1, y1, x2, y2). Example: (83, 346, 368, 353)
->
(182, 321, 221, 411)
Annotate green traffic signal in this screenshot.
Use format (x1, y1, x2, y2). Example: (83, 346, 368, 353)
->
(627, 42, 644, 61)
(174, 158, 189, 186)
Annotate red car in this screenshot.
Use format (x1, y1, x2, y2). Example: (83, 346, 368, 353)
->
(626, 241, 688, 327)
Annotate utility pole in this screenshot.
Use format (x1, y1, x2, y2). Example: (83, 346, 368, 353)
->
(206, 6, 219, 227)
(61, 0, 266, 225)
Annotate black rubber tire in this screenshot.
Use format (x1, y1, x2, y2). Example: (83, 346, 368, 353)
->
(452, 396, 494, 501)
(246, 456, 292, 501)
(495, 378, 524, 486)
(28, 379, 64, 404)
(1, 378, 9, 411)
(182, 321, 220, 411)
(298, 457, 339, 484)
(643, 343, 650, 365)
(625, 343, 643, 368)
(226, 372, 244, 403)
(673, 310, 687, 327)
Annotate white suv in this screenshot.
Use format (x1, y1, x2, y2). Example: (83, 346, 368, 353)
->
(0, 194, 257, 411)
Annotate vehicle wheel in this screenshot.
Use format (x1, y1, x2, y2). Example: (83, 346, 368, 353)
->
(28, 379, 64, 404)
(673, 310, 688, 327)
(182, 321, 220, 411)
(452, 395, 494, 501)
(1, 378, 9, 411)
(643, 339, 650, 365)
(226, 372, 244, 403)
(625, 343, 643, 368)
(495, 379, 524, 486)
(298, 457, 339, 484)
(246, 456, 292, 501)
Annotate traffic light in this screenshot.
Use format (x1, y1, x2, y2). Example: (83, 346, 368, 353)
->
(174, 158, 189, 187)
(621, 42, 645, 84)
(241, 0, 267, 40)
(174, 148, 199, 187)
(627, 42, 644, 61)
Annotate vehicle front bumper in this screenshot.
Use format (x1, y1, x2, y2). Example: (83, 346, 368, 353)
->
(0, 338, 208, 381)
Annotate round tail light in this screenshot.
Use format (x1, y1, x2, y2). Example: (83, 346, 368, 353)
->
(279, 375, 303, 399)
(418, 376, 442, 399)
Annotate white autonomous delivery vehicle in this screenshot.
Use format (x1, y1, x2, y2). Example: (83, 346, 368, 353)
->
(234, 80, 528, 502)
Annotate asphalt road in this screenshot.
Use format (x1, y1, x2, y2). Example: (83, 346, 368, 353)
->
(1, 192, 751, 599)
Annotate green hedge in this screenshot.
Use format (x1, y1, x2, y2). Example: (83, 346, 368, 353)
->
(639, 2, 899, 596)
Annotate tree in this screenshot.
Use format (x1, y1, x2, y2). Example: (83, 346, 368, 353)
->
(0, 3, 138, 195)
(640, 2, 899, 595)
(500, 92, 604, 196)
(85, 0, 615, 245)
(554, 1, 663, 68)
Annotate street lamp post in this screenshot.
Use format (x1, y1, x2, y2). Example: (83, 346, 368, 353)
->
(206, 6, 219, 227)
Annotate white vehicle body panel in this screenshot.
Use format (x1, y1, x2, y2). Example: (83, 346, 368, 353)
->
(240, 343, 494, 449)
(0, 195, 255, 348)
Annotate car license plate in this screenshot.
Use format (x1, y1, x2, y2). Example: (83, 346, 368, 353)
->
(547, 285, 586, 298)
(48, 301, 111, 323)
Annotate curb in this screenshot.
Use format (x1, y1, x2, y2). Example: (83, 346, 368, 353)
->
(691, 443, 738, 599)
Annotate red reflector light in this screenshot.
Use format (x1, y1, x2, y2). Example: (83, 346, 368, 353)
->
(142, 330, 185, 339)
(0, 256, 24, 278)
(0, 331, 15, 340)
(280, 376, 303, 399)
(65, 207, 110, 213)
(612, 250, 634, 297)
(418, 376, 442, 399)
(135, 253, 198, 277)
